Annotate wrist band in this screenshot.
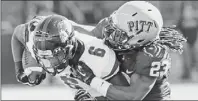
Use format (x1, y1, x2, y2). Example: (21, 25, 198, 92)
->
(24, 67, 43, 75)
(90, 77, 112, 96)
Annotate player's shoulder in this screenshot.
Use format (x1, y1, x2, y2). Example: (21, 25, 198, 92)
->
(142, 43, 169, 61)
(12, 24, 26, 41)
(134, 44, 171, 77)
(14, 24, 26, 34)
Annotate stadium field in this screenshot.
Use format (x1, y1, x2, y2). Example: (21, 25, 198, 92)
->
(2, 83, 198, 100)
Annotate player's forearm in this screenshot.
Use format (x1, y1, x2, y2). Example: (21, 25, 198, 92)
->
(107, 74, 157, 100)
(75, 24, 95, 32)
(14, 61, 24, 74)
(71, 20, 96, 36)
(106, 85, 152, 100)
(11, 25, 25, 62)
(90, 77, 152, 100)
(11, 40, 25, 62)
(106, 85, 136, 100)
(12, 36, 25, 75)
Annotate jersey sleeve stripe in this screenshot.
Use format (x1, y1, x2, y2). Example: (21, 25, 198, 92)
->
(25, 24, 29, 44)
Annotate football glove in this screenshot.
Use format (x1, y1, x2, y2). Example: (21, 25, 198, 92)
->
(74, 89, 97, 101)
(15, 61, 30, 85)
(16, 72, 29, 85)
(24, 67, 46, 86)
(17, 71, 46, 86)
(15, 61, 46, 86)
(73, 61, 96, 85)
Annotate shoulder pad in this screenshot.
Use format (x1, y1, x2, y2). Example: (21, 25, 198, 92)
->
(13, 24, 26, 41)
(143, 44, 168, 60)
(14, 24, 25, 34)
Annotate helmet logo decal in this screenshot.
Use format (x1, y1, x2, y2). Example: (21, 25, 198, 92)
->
(56, 20, 71, 43)
(57, 20, 67, 31)
(127, 20, 154, 35)
(59, 30, 68, 43)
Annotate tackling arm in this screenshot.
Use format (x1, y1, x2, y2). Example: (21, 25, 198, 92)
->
(90, 45, 169, 100)
(73, 60, 157, 100)
(70, 18, 108, 39)
(105, 73, 157, 100)
(69, 20, 95, 36)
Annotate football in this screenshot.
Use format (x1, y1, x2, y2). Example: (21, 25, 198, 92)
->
(22, 49, 40, 69)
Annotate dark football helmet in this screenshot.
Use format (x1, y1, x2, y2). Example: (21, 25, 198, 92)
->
(32, 15, 75, 76)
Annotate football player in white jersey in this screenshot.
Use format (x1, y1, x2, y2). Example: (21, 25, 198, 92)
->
(31, 14, 119, 78)
(11, 15, 119, 87)
(11, 14, 128, 100)
(27, 15, 129, 100)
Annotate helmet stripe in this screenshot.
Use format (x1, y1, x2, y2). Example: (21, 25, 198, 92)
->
(42, 16, 53, 33)
(40, 16, 53, 50)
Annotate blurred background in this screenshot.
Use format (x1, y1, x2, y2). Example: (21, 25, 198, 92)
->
(1, 1, 198, 100)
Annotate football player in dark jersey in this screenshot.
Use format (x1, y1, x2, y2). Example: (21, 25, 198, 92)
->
(63, 1, 186, 100)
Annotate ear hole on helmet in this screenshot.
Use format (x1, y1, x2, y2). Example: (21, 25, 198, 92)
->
(137, 39, 145, 43)
(148, 9, 152, 11)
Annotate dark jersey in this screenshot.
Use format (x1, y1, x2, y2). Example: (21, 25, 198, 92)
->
(92, 18, 171, 100)
(117, 43, 171, 100)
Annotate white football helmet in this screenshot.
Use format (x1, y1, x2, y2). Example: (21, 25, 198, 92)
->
(103, 1, 163, 50)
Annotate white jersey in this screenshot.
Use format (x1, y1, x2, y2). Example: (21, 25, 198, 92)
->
(24, 30, 119, 80)
(59, 31, 119, 80)
(57, 32, 119, 97)
(23, 31, 119, 97)
(76, 32, 119, 80)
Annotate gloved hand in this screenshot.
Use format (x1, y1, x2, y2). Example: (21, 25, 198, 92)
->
(73, 61, 96, 85)
(15, 61, 30, 85)
(74, 89, 97, 101)
(24, 67, 46, 86)
(16, 71, 46, 86)
(16, 72, 29, 85)
(15, 61, 46, 86)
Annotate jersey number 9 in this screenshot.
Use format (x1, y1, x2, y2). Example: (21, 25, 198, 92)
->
(149, 59, 170, 77)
